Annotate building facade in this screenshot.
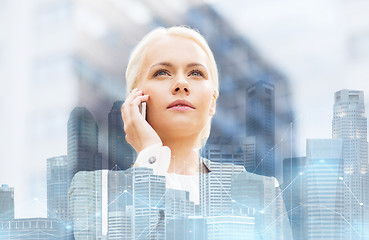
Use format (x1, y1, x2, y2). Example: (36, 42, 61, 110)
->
(306, 139, 345, 239)
(246, 81, 276, 178)
(231, 171, 286, 240)
(0, 185, 14, 221)
(68, 170, 108, 239)
(67, 107, 101, 181)
(0, 218, 59, 240)
(108, 101, 136, 171)
(200, 162, 245, 217)
(47, 156, 69, 221)
(332, 90, 369, 239)
(46, 155, 72, 238)
(282, 157, 307, 240)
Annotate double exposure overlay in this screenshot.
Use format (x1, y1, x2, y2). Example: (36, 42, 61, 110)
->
(1, 0, 369, 239)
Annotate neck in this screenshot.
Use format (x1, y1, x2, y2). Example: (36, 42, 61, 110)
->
(161, 135, 201, 175)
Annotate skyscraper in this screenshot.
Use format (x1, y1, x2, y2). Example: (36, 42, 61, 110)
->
(46, 155, 72, 238)
(67, 107, 101, 181)
(305, 139, 344, 239)
(200, 162, 245, 217)
(201, 137, 245, 166)
(69, 170, 108, 239)
(282, 157, 307, 240)
(165, 189, 195, 239)
(108, 101, 136, 170)
(207, 215, 255, 240)
(165, 189, 195, 219)
(108, 207, 133, 240)
(246, 81, 275, 178)
(332, 90, 369, 239)
(47, 156, 69, 221)
(231, 172, 287, 240)
(130, 167, 166, 240)
(0, 185, 14, 221)
(107, 169, 133, 239)
(242, 136, 257, 172)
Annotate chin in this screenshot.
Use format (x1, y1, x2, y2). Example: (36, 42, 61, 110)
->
(149, 113, 207, 136)
(154, 121, 203, 138)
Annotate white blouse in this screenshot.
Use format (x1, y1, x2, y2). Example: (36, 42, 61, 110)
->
(166, 173, 199, 204)
(134, 143, 200, 204)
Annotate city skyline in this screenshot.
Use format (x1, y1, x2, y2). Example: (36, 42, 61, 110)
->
(1, 1, 368, 239)
(2, 88, 368, 239)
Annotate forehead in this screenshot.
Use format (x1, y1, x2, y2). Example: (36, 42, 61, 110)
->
(143, 35, 211, 68)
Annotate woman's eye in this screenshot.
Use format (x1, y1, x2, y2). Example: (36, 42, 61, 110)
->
(189, 70, 204, 77)
(153, 70, 170, 77)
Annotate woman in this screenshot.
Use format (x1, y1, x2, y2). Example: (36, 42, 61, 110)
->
(66, 26, 292, 239)
(121, 26, 219, 204)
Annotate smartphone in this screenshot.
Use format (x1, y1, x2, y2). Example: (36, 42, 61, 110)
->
(139, 102, 147, 120)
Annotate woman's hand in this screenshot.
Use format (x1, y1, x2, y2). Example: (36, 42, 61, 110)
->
(121, 88, 162, 153)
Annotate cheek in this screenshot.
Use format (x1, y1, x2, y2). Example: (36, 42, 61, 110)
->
(143, 87, 165, 119)
(197, 91, 214, 113)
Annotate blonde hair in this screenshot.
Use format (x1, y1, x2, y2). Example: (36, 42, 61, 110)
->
(125, 26, 219, 144)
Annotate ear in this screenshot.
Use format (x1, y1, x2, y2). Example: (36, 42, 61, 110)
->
(209, 92, 217, 116)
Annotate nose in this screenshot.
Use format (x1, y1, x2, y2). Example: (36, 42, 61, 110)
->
(171, 75, 191, 95)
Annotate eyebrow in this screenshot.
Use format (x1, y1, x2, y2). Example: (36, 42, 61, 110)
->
(150, 62, 206, 69)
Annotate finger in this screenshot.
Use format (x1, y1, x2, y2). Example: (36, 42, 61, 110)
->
(121, 89, 143, 114)
(131, 95, 149, 108)
(125, 88, 143, 103)
(128, 95, 149, 116)
(122, 95, 149, 121)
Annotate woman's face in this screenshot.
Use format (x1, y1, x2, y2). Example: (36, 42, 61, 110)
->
(138, 35, 216, 141)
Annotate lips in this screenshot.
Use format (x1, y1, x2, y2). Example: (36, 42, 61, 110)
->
(167, 99, 195, 110)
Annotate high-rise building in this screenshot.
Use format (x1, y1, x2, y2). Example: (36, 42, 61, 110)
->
(246, 81, 276, 178)
(200, 162, 245, 217)
(165, 189, 195, 219)
(206, 215, 255, 240)
(46, 155, 73, 238)
(201, 137, 245, 166)
(282, 157, 307, 240)
(108, 207, 133, 240)
(241, 136, 257, 172)
(107, 170, 133, 239)
(67, 107, 101, 181)
(0, 185, 14, 221)
(68, 170, 108, 239)
(108, 169, 133, 213)
(332, 90, 369, 239)
(231, 172, 289, 240)
(0, 218, 59, 240)
(305, 139, 344, 239)
(165, 189, 195, 239)
(108, 101, 136, 170)
(47, 156, 69, 221)
(129, 167, 166, 240)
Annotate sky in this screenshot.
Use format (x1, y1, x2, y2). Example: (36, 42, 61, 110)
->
(211, 0, 369, 156)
